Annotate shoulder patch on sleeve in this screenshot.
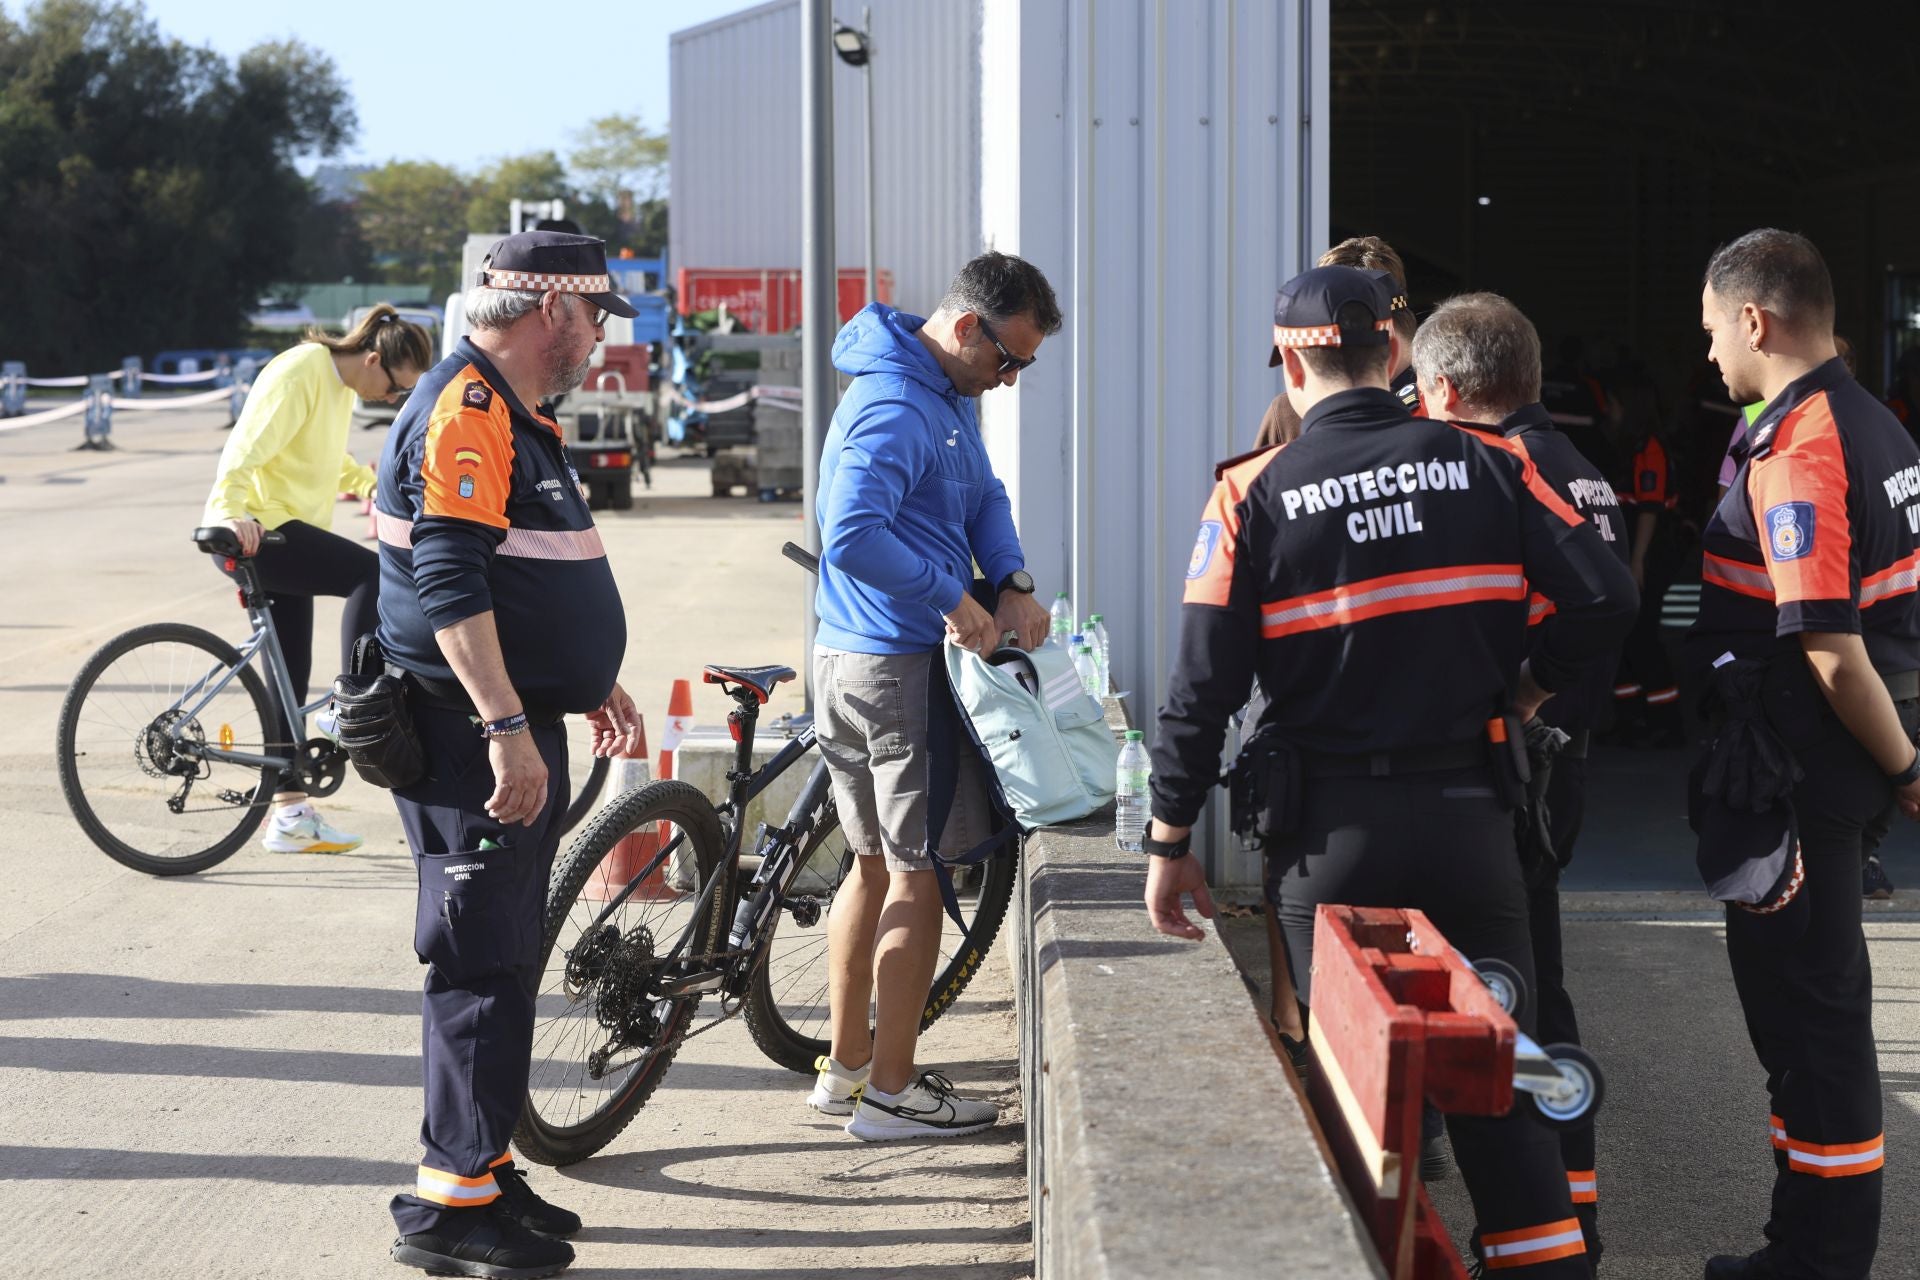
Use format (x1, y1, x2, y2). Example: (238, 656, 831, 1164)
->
(461, 380, 493, 412)
(1187, 521, 1225, 578)
(1765, 501, 1816, 562)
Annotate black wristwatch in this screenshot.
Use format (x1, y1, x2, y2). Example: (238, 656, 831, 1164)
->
(997, 569, 1036, 596)
(1143, 831, 1192, 859)
(1890, 749, 1920, 788)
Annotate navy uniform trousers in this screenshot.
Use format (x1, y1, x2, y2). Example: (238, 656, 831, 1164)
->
(389, 700, 568, 1236)
(1721, 699, 1916, 1280)
(1271, 767, 1591, 1277)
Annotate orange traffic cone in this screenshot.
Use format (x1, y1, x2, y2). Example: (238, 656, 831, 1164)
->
(585, 716, 672, 902)
(659, 678, 694, 780)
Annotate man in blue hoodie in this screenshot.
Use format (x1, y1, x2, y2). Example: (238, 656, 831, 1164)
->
(808, 251, 1061, 1140)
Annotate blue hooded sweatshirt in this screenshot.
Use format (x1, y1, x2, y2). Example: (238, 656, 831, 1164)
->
(815, 304, 1026, 654)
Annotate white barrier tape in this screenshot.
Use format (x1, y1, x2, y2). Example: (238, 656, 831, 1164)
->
(665, 383, 805, 414)
(109, 386, 237, 410)
(142, 369, 222, 383)
(22, 375, 91, 387)
(0, 400, 89, 432)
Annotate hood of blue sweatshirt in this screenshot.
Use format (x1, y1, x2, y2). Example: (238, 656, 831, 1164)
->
(813, 304, 1027, 654)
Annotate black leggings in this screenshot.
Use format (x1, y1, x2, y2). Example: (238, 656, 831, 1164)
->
(249, 519, 379, 705)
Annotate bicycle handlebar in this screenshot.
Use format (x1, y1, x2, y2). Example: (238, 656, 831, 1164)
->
(781, 541, 820, 575)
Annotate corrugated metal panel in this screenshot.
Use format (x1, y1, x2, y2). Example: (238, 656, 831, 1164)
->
(670, 0, 982, 319)
(980, 0, 1329, 890)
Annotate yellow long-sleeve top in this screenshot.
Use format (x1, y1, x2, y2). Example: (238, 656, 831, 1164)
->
(202, 342, 376, 531)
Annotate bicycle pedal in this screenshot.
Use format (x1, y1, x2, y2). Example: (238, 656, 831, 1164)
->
(657, 970, 725, 996)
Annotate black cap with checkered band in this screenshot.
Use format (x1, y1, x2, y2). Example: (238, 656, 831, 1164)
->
(1266, 265, 1401, 367)
(475, 230, 638, 319)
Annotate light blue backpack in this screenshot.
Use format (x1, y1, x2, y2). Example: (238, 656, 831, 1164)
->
(944, 639, 1119, 827)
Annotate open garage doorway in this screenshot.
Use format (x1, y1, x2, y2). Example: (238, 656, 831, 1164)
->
(1329, 1, 1920, 887)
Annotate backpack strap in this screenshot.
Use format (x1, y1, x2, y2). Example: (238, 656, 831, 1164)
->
(925, 646, 1022, 929)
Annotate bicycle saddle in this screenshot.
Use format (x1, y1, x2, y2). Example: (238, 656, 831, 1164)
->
(703, 664, 797, 704)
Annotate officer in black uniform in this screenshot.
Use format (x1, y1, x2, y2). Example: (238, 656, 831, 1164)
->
(1689, 230, 1920, 1280)
(375, 231, 645, 1279)
(1144, 266, 1637, 1275)
(1415, 291, 1633, 1263)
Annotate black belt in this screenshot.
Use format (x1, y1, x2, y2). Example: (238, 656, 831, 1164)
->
(1299, 741, 1488, 779)
(403, 669, 565, 726)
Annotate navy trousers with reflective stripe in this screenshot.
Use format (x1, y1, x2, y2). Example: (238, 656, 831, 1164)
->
(1721, 703, 1911, 1280)
(389, 701, 567, 1236)
(1270, 769, 1589, 1276)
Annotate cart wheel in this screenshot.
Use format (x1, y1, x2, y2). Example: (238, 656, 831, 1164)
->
(1471, 956, 1530, 1025)
(1531, 1043, 1604, 1130)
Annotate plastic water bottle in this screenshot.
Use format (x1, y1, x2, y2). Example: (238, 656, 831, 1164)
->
(1073, 644, 1100, 698)
(1088, 613, 1111, 693)
(1115, 730, 1150, 851)
(1049, 592, 1073, 644)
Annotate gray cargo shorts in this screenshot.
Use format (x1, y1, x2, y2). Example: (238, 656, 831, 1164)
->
(813, 646, 990, 873)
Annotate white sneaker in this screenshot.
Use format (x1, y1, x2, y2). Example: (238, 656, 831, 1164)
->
(845, 1070, 997, 1141)
(261, 804, 363, 854)
(807, 1054, 871, 1116)
(313, 702, 340, 741)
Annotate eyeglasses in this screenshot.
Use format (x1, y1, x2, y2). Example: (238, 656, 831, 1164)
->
(977, 316, 1037, 375)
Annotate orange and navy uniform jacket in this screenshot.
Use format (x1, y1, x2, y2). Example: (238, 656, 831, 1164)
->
(1627, 435, 1677, 515)
(1690, 357, 1920, 679)
(1498, 403, 1633, 731)
(1149, 386, 1639, 827)
(374, 338, 626, 715)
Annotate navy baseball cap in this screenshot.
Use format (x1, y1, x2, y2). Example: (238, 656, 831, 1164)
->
(475, 230, 638, 319)
(1267, 265, 1404, 367)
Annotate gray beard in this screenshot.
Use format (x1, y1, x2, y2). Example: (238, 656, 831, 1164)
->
(547, 350, 594, 397)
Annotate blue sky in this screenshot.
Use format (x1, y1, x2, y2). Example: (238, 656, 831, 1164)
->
(141, 0, 764, 173)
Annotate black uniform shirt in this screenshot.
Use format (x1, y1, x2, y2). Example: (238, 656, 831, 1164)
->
(1151, 387, 1638, 827)
(1498, 403, 1633, 730)
(1690, 358, 1920, 679)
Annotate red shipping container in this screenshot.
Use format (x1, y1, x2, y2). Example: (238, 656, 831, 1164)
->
(675, 267, 894, 332)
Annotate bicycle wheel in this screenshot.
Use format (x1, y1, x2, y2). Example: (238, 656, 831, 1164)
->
(56, 622, 280, 876)
(741, 805, 1020, 1075)
(517, 779, 732, 1165)
(557, 730, 610, 838)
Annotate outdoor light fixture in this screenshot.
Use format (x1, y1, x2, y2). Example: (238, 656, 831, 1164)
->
(832, 23, 871, 67)
(1477, 195, 1492, 206)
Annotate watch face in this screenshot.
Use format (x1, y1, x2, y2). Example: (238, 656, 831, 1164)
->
(1010, 570, 1036, 593)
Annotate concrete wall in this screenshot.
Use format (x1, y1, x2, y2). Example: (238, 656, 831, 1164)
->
(669, 0, 983, 317)
(978, 0, 1330, 888)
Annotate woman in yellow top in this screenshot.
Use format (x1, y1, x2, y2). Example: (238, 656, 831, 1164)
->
(203, 304, 435, 853)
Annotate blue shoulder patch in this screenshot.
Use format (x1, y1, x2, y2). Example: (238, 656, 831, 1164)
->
(1765, 501, 1815, 562)
(1187, 521, 1224, 579)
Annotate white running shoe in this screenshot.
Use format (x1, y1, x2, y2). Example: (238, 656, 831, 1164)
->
(261, 804, 363, 854)
(807, 1055, 872, 1116)
(313, 702, 341, 741)
(845, 1070, 997, 1142)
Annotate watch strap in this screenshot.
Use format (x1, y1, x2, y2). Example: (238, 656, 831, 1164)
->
(1891, 749, 1920, 787)
(1143, 832, 1191, 859)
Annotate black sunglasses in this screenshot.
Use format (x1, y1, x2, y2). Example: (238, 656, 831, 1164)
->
(977, 316, 1037, 375)
(379, 360, 410, 399)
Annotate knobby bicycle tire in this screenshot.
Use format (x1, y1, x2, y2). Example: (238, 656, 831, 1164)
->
(558, 754, 610, 837)
(57, 622, 278, 876)
(740, 815, 1020, 1076)
(516, 779, 731, 1166)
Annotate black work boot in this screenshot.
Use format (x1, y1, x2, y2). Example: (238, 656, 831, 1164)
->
(1419, 1103, 1454, 1181)
(495, 1162, 583, 1238)
(1704, 1246, 1782, 1279)
(391, 1203, 574, 1278)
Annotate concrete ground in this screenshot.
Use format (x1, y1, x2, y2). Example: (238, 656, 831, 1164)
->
(0, 406, 1030, 1279)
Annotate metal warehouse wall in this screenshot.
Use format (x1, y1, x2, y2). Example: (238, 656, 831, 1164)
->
(979, 0, 1330, 888)
(669, 0, 982, 318)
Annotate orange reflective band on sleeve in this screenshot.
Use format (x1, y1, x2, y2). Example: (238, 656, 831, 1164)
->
(1527, 591, 1556, 627)
(1645, 686, 1680, 705)
(1260, 564, 1527, 638)
(1481, 1217, 1587, 1269)
(1861, 550, 1920, 608)
(1703, 552, 1777, 602)
(415, 1164, 501, 1207)
(1184, 446, 1286, 607)
(1566, 1169, 1597, 1204)
(1747, 393, 1852, 605)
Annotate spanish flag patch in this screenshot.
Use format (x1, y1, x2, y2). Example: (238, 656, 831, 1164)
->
(454, 447, 483, 468)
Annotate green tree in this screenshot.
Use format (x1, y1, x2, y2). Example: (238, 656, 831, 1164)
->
(465, 151, 570, 234)
(569, 113, 668, 207)
(0, 0, 356, 369)
(356, 160, 469, 293)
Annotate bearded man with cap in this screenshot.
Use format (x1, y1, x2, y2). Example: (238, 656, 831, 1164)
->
(1143, 264, 1636, 1275)
(374, 231, 645, 1278)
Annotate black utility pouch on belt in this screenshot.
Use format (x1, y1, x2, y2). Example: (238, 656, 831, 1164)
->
(1486, 713, 1532, 812)
(1226, 723, 1303, 844)
(330, 635, 425, 791)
